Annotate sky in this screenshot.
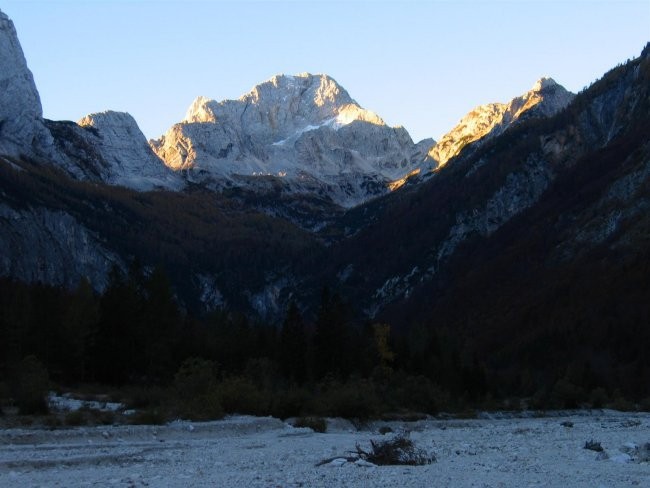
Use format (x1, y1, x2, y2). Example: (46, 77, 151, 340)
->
(3, 0, 649, 143)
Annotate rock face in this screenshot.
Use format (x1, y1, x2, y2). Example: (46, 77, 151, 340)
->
(51, 111, 182, 191)
(152, 73, 430, 206)
(0, 11, 54, 158)
(0, 203, 122, 291)
(427, 78, 575, 168)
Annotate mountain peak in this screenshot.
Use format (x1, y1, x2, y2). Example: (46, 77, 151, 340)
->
(532, 77, 559, 91)
(0, 8, 52, 157)
(75, 110, 182, 191)
(427, 77, 575, 168)
(181, 73, 354, 127)
(184, 96, 216, 123)
(151, 71, 423, 206)
(242, 72, 353, 110)
(78, 110, 141, 131)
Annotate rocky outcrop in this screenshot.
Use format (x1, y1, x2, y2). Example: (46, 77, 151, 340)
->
(152, 73, 429, 206)
(45, 113, 183, 191)
(0, 11, 55, 159)
(0, 203, 122, 290)
(427, 78, 575, 168)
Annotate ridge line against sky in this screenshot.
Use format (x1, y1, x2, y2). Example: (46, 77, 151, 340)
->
(3, 0, 649, 142)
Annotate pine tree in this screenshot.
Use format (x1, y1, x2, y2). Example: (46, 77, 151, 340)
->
(313, 288, 352, 380)
(279, 301, 307, 384)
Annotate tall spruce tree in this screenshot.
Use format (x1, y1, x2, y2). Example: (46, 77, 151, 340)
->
(313, 288, 352, 380)
(279, 301, 307, 384)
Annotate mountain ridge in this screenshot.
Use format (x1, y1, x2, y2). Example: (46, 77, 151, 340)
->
(0, 7, 647, 325)
(426, 77, 575, 169)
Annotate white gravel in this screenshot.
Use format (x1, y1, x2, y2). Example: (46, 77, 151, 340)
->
(1, 411, 649, 487)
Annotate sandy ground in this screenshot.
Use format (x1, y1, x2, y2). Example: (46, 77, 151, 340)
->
(1, 411, 649, 487)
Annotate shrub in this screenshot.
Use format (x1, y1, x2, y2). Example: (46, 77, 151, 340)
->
(121, 386, 169, 410)
(383, 374, 441, 415)
(319, 378, 381, 419)
(177, 390, 223, 421)
(639, 397, 650, 412)
(129, 408, 168, 425)
(584, 440, 603, 452)
(15, 356, 50, 415)
(64, 410, 86, 426)
(589, 387, 609, 409)
(294, 416, 327, 433)
(173, 358, 223, 420)
(550, 378, 584, 409)
(219, 376, 267, 416)
(607, 396, 637, 412)
(87, 408, 117, 426)
(270, 386, 312, 419)
(174, 358, 218, 399)
(44, 415, 62, 428)
(0, 381, 8, 413)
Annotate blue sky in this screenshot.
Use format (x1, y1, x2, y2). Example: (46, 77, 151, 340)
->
(3, 1, 649, 143)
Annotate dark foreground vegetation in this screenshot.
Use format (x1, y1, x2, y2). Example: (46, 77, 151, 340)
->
(1, 258, 649, 424)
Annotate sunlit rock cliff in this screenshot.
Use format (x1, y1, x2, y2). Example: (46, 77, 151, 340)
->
(427, 78, 575, 168)
(151, 73, 432, 206)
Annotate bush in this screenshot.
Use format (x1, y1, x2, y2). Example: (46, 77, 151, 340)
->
(294, 416, 327, 433)
(607, 395, 637, 412)
(173, 358, 223, 420)
(64, 410, 86, 426)
(0, 381, 8, 413)
(584, 440, 603, 452)
(219, 376, 267, 416)
(174, 358, 218, 399)
(129, 408, 168, 425)
(383, 374, 441, 414)
(177, 390, 223, 421)
(589, 387, 609, 409)
(550, 379, 584, 409)
(14, 356, 50, 415)
(639, 397, 650, 412)
(44, 415, 62, 428)
(121, 386, 169, 410)
(270, 386, 312, 419)
(319, 378, 381, 419)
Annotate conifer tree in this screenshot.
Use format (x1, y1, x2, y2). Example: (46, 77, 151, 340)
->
(279, 301, 307, 384)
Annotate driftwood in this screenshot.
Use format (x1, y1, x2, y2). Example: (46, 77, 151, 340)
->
(316, 434, 434, 467)
(315, 454, 361, 467)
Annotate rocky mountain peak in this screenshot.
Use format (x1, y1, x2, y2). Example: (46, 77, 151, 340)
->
(532, 77, 558, 92)
(427, 77, 575, 168)
(79, 110, 143, 134)
(243, 73, 354, 110)
(0, 9, 53, 158)
(184, 96, 216, 123)
(74, 110, 182, 191)
(151, 72, 423, 206)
